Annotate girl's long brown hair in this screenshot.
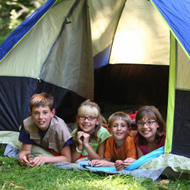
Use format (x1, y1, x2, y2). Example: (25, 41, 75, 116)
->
(136, 105, 166, 145)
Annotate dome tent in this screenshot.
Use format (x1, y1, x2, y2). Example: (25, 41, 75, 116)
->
(0, 0, 190, 160)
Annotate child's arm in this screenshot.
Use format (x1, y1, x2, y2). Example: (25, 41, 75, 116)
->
(29, 145, 71, 167)
(136, 145, 144, 158)
(123, 158, 136, 166)
(72, 132, 107, 162)
(115, 157, 136, 170)
(71, 144, 84, 163)
(85, 139, 106, 160)
(18, 144, 32, 167)
(71, 131, 84, 162)
(115, 137, 137, 170)
(71, 140, 106, 162)
(89, 158, 115, 167)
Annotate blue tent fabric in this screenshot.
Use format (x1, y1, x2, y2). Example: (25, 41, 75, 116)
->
(126, 146, 164, 170)
(81, 163, 117, 172)
(151, 0, 190, 58)
(80, 146, 164, 171)
(93, 45, 111, 69)
(0, 0, 56, 61)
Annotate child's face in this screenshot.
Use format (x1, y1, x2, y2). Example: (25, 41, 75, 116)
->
(77, 114, 100, 134)
(137, 116, 159, 142)
(110, 118, 130, 141)
(30, 106, 55, 131)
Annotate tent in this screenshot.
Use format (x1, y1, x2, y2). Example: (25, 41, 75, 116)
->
(0, 0, 190, 160)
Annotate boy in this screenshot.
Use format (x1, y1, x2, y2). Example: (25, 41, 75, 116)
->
(89, 112, 137, 170)
(18, 92, 72, 167)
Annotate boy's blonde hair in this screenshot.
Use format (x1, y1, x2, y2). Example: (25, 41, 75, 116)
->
(74, 99, 102, 143)
(29, 93, 54, 111)
(108, 111, 131, 128)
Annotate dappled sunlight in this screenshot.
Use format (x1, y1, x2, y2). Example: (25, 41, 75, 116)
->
(91, 18, 110, 42)
(91, 0, 169, 65)
(89, 1, 126, 55)
(110, 29, 146, 64)
(90, 2, 123, 41)
(109, 0, 170, 65)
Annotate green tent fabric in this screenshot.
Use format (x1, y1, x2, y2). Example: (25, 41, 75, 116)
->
(0, 132, 53, 157)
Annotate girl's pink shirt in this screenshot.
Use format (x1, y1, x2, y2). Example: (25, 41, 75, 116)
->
(135, 131, 166, 155)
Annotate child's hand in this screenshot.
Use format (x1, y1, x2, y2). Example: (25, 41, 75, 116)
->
(19, 151, 32, 167)
(76, 131, 90, 146)
(88, 159, 98, 166)
(115, 158, 136, 170)
(76, 131, 84, 145)
(89, 159, 111, 167)
(115, 160, 124, 171)
(29, 156, 46, 167)
(82, 133, 90, 145)
(122, 158, 136, 167)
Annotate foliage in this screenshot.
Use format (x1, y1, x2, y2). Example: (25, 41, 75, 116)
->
(1, 145, 190, 190)
(0, 0, 47, 37)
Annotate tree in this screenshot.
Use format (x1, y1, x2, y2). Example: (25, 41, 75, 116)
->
(0, 0, 47, 35)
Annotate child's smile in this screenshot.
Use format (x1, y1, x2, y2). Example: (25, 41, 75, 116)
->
(30, 106, 55, 131)
(137, 116, 159, 142)
(111, 119, 129, 141)
(77, 115, 100, 134)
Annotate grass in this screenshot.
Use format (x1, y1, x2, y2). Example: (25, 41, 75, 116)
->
(0, 145, 190, 190)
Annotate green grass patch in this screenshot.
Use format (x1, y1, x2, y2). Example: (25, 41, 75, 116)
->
(0, 145, 190, 190)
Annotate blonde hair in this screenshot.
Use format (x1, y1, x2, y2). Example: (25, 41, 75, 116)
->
(30, 93, 54, 111)
(108, 111, 131, 128)
(74, 99, 102, 143)
(77, 101, 100, 118)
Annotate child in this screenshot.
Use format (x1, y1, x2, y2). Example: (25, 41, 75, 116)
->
(89, 112, 137, 170)
(135, 105, 166, 158)
(18, 93, 72, 167)
(71, 99, 111, 163)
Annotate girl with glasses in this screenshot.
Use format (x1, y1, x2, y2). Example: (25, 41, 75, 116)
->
(71, 99, 111, 163)
(135, 105, 166, 158)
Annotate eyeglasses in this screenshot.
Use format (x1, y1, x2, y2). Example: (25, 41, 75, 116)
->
(78, 115, 97, 121)
(137, 120, 156, 126)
